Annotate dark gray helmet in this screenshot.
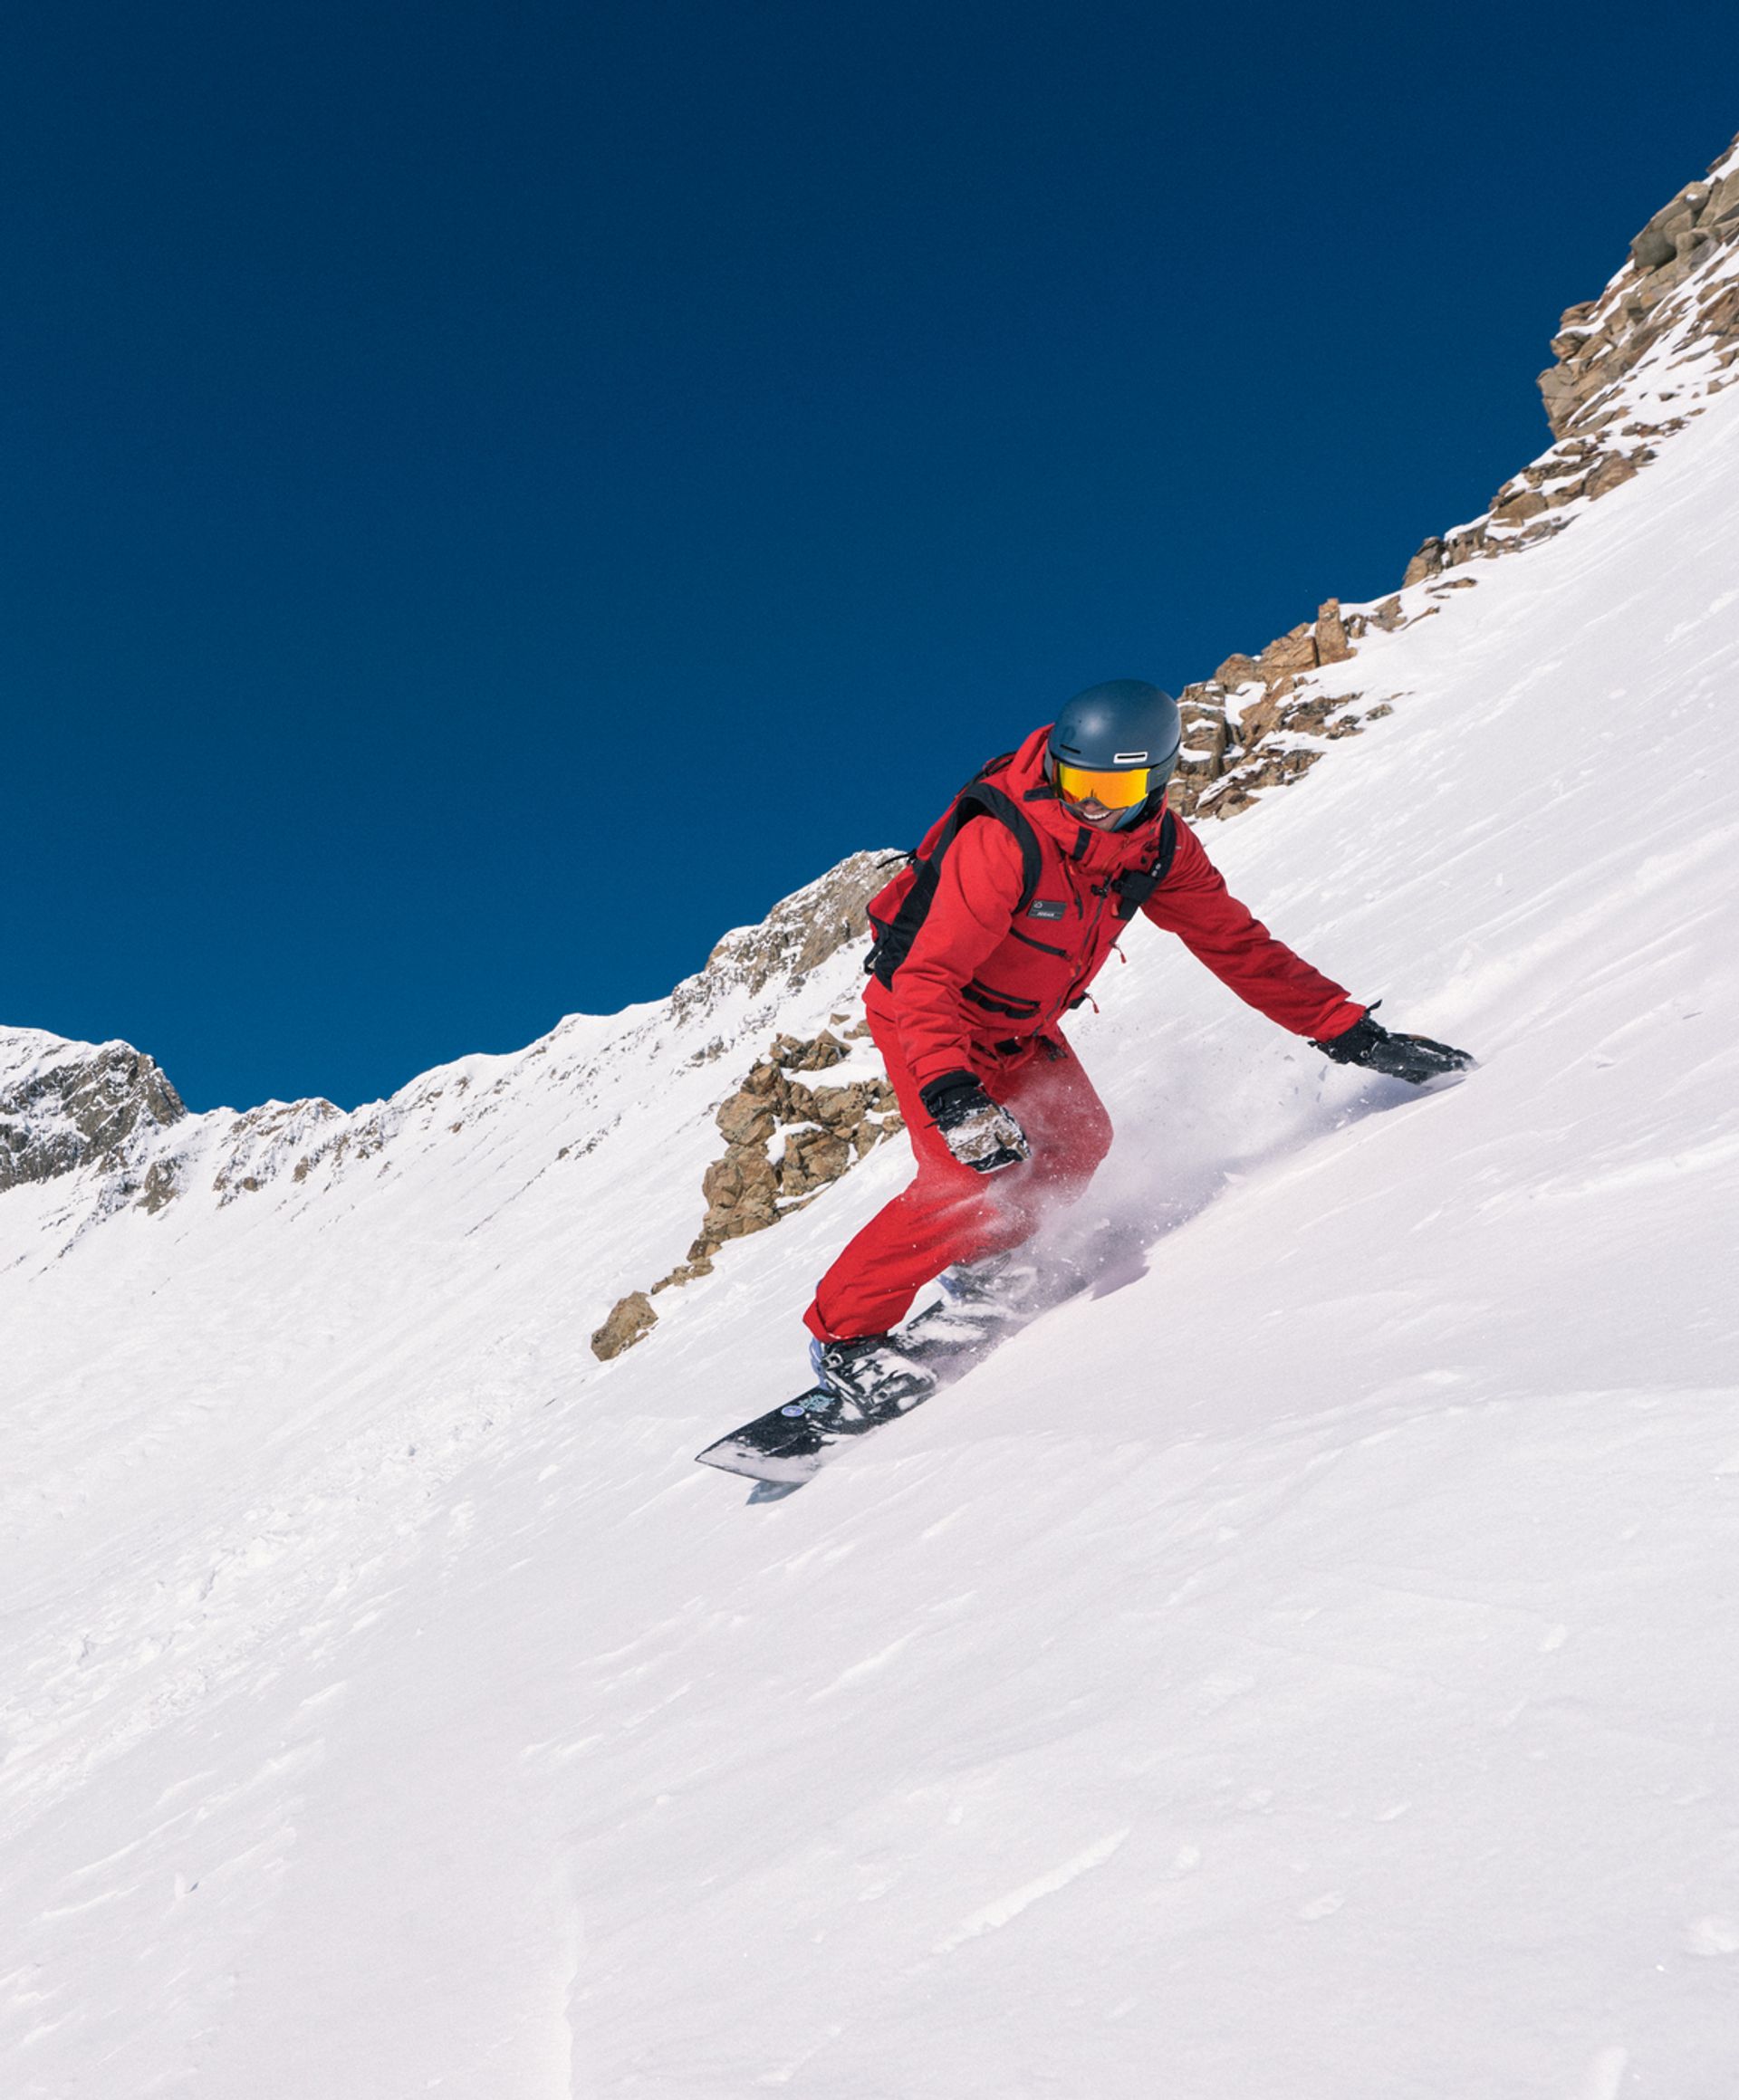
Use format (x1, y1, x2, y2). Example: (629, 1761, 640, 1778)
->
(1045, 679, 1182, 829)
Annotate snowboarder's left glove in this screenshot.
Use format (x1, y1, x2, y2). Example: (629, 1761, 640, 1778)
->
(919, 1071, 1032, 1173)
(1313, 1010, 1475, 1086)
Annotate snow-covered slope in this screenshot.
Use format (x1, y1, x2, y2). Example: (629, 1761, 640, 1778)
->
(7, 283, 1739, 2100)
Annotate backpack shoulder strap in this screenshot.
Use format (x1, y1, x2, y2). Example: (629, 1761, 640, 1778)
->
(866, 757, 1046, 984)
(956, 778, 1043, 916)
(1108, 808, 1179, 920)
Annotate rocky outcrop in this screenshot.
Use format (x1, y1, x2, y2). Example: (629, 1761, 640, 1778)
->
(1168, 597, 1399, 820)
(669, 851, 897, 1025)
(0, 1039, 186, 1195)
(1401, 135, 1739, 590)
(1169, 132, 1739, 825)
(1540, 161, 1739, 442)
(591, 1021, 904, 1359)
(686, 1027, 902, 1259)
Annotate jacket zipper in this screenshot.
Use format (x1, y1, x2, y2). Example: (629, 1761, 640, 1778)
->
(1049, 855, 1115, 1020)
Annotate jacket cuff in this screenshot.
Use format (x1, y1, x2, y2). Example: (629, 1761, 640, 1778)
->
(1310, 998, 1368, 1041)
(918, 1069, 984, 1118)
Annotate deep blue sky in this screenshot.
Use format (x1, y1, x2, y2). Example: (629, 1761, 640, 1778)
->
(5, 2, 1735, 1109)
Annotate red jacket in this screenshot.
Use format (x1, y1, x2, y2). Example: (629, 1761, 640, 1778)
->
(871, 725, 1365, 1088)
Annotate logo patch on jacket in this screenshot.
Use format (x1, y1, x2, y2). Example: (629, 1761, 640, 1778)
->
(1026, 898, 1066, 920)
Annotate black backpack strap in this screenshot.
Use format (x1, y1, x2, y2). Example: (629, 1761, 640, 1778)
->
(866, 761, 1044, 986)
(960, 781, 1043, 916)
(1107, 809, 1178, 920)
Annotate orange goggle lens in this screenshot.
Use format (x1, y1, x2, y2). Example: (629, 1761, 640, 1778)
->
(1052, 760, 1159, 810)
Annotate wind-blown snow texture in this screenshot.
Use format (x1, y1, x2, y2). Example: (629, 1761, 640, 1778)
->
(5, 397, 1739, 2095)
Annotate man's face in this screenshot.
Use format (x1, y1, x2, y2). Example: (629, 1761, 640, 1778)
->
(1064, 793, 1122, 829)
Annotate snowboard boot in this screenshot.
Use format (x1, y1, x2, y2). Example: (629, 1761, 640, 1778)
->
(809, 1333, 938, 1424)
(901, 1249, 1045, 1357)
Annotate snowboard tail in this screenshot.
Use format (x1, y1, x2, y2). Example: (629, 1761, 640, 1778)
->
(695, 1385, 915, 1484)
(693, 1311, 1002, 1486)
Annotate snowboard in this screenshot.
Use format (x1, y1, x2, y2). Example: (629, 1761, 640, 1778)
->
(693, 1301, 1004, 1493)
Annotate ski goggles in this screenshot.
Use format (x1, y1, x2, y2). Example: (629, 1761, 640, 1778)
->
(1052, 756, 1174, 810)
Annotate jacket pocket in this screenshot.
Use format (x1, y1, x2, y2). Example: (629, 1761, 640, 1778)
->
(962, 979, 1043, 1020)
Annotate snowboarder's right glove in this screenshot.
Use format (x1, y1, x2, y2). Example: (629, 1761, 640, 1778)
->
(919, 1071, 1032, 1173)
(1313, 1010, 1475, 1086)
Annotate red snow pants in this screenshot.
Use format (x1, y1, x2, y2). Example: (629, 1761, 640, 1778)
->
(803, 998, 1114, 1343)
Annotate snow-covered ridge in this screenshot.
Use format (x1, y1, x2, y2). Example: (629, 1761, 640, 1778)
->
(0, 851, 896, 1269)
(0, 1031, 185, 1212)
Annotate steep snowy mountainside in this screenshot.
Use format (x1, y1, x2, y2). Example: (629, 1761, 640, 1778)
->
(5, 380, 1737, 2095)
(6, 159, 1739, 2099)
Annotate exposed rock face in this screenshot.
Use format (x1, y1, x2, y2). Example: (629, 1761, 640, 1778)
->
(0, 1040, 186, 1194)
(591, 1020, 905, 1358)
(1169, 131, 1739, 825)
(669, 851, 897, 1024)
(1169, 589, 1398, 820)
(684, 1028, 901, 1265)
(1541, 161, 1739, 442)
(1400, 133, 1739, 590)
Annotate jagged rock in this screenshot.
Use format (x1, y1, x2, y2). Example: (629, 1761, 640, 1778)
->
(634, 1021, 905, 1291)
(1260, 623, 1319, 678)
(715, 1089, 779, 1146)
(1539, 137, 1739, 444)
(771, 1031, 847, 1072)
(1200, 744, 1323, 818)
(1171, 685, 1232, 816)
(1236, 691, 1285, 746)
(698, 1144, 781, 1242)
(1403, 538, 1446, 588)
(1212, 652, 1263, 689)
(739, 1058, 783, 1098)
(1491, 486, 1551, 526)
(591, 1291, 657, 1361)
(808, 1081, 875, 1128)
(0, 1041, 186, 1194)
(134, 1156, 182, 1214)
(778, 1127, 853, 1197)
(1315, 600, 1351, 665)
(1587, 450, 1641, 498)
(651, 1259, 713, 1293)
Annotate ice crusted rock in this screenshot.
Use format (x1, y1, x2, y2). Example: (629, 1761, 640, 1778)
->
(0, 1032, 186, 1194)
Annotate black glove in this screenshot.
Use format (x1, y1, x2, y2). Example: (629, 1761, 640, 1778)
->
(918, 1070, 1032, 1173)
(1313, 1010, 1475, 1086)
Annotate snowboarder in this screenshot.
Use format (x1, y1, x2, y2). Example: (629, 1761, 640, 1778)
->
(802, 680, 1473, 1414)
